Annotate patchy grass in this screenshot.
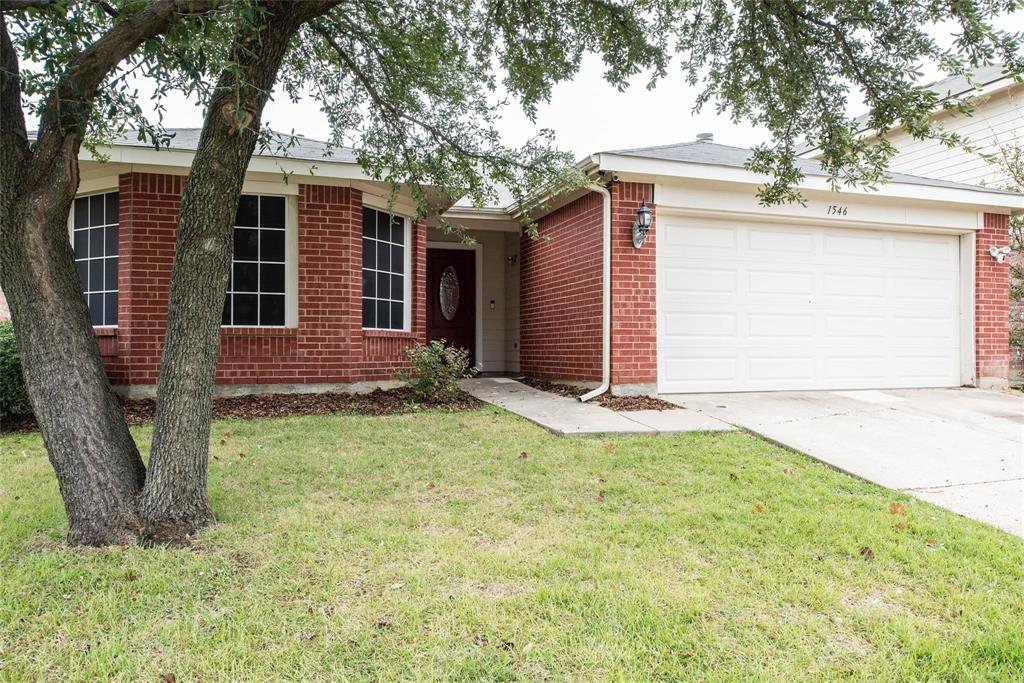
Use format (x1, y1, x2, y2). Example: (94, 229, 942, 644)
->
(1, 407, 1022, 681)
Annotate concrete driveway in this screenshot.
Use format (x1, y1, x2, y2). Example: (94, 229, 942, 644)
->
(662, 388, 1024, 537)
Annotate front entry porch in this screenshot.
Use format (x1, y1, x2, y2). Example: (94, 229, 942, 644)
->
(425, 223, 521, 373)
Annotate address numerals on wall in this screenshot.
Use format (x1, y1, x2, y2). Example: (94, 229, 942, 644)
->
(826, 205, 849, 216)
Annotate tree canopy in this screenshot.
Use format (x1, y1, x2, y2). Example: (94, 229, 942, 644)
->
(7, 0, 1022, 212)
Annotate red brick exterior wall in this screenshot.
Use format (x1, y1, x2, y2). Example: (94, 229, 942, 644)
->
(609, 182, 657, 388)
(519, 182, 658, 390)
(96, 173, 426, 389)
(520, 192, 604, 381)
(976, 212, 1011, 385)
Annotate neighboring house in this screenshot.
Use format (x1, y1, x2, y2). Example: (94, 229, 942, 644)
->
(63, 128, 1020, 398)
(799, 64, 1022, 186)
(0, 287, 8, 322)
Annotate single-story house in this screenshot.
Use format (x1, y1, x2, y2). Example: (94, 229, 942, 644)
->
(67, 129, 1022, 397)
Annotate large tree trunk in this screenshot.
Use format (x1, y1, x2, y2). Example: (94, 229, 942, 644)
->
(0, 22, 145, 545)
(0, 3, 211, 545)
(140, 1, 333, 539)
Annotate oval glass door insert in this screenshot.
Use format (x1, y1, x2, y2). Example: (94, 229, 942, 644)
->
(440, 266, 460, 321)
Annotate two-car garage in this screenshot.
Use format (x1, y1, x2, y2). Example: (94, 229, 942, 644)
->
(592, 141, 1020, 395)
(656, 216, 963, 393)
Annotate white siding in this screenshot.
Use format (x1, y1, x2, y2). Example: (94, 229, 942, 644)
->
(504, 232, 521, 372)
(880, 85, 1022, 187)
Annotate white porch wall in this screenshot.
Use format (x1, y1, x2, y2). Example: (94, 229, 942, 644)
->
(427, 227, 511, 372)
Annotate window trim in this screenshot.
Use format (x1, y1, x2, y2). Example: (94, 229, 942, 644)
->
(361, 207, 412, 333)
(222, 193, 298, 329)
(70, 190, 120, 328)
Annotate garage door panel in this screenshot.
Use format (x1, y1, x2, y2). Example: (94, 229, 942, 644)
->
(748, 228, 814, 253)
(658, 218, 961, 393)
(894, 315, 958, 340)
(823, 233, 887, 258)
(662, 312, 737, 341)
(663, 266, 737, 294)
(663, 356, 738, 383)
(747, 269, 815, 296)
(892, 275, 958, 304)
(822, 272, 886, 299)
(893, 234, 958, 263)
(747, 313, 815, 340)
(664, 223, 738, 249)
(824, 355, 889, 380)
(823, 314, 888, 338)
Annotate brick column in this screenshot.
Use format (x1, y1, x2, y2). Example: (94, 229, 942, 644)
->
(610, 182, 657, 395)
(976, 212, 1011, 389)
(118, 172, 184, 388)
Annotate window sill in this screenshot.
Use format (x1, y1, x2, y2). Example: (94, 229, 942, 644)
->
(221, 327, 298, 338)
(361, 329, 415, 339)
(93, 327, 118, 337)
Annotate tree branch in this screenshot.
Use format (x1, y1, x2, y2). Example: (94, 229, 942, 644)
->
(29, 0, 220, 180)
(311, 21, 509, 169)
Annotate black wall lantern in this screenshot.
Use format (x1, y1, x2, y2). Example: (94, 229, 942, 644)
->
(632, 199, 653, 248)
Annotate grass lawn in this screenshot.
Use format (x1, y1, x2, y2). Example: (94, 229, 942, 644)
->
(1, 406, 1022, 681)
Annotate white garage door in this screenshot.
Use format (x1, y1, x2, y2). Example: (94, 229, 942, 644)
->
(657, 216, 962, 393)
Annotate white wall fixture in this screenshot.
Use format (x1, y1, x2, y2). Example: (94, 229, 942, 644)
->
(989, 245, 1011, 263)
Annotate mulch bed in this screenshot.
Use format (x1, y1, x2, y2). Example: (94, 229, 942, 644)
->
(517, 377, 680, 412)
(0, 387, 483, 435)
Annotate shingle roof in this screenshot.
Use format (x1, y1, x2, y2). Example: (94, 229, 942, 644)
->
(923, 63, 1015, 99)
(101, 127, 359, 164)
(607, 139, 1019, 195)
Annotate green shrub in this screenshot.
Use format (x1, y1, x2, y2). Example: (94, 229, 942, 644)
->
(399, 340, 476, 404)
(0, 320, 31, 418)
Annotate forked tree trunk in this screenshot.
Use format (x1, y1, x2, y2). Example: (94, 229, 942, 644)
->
(0, 28, 144, 546)
(140, 3, 326, 539)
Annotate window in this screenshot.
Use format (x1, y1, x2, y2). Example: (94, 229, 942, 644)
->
(362, 207, 408, 330)
(73, 192, 119, 326)
(222, 195, 288, 327)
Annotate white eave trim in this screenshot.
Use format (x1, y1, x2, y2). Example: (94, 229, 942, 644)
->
(81, 144, 377, 182)
(595, 152, 1024, 214)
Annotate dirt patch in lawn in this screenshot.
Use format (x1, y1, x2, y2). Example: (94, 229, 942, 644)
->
(517, 377, 680, 412)
(0, 387, 483, 435)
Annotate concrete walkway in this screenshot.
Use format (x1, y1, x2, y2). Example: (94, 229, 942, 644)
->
(462, 378, 733, 436)
(664, 389, 1024, 537)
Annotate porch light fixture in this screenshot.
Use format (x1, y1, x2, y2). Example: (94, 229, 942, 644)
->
(632, 200, 653, 248)
(989, 245, 1011, 263)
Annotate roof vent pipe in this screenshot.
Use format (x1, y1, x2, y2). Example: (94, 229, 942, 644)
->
(696, 132, 714, 143)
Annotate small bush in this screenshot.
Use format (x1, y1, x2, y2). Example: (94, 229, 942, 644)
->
(399, 340, 476, 404)
(0, 320, 31, 418)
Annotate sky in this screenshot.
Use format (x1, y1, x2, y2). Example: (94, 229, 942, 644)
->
(103, 11, 1024, 159)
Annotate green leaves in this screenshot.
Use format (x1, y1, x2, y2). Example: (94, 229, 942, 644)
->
(6, 0, 1022, 212)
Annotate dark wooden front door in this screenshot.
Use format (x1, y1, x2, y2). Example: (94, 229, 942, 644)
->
(426, 248, 476, 363)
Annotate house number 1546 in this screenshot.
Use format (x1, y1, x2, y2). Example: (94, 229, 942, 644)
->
(827, 205, 848, 216)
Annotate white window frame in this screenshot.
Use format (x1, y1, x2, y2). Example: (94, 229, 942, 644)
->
(70, 190, 120, 328)
(361, 205, 412, 332)
(222, 193, 298, 329)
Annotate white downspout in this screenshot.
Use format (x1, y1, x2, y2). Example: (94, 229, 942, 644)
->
(580, 182, 612, 402)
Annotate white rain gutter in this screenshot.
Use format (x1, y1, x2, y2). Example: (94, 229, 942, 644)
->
(579, 181, 612, 402)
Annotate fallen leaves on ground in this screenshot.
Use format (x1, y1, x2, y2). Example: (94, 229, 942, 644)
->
(518, 377, 681, 411)
(888, 502, 906, 515)
(1, 387, 484, 434)
(860, 546, 875, 561)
